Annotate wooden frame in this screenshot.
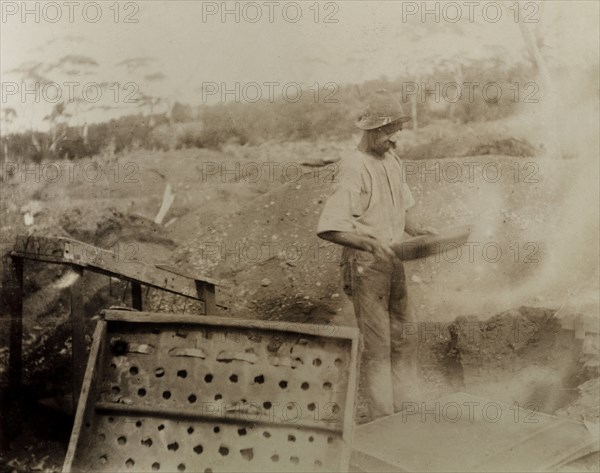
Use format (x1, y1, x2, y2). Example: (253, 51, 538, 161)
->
(1, 235, 219, 445)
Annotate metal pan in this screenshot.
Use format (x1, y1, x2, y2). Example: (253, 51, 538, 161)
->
(392, 224, 473, 261)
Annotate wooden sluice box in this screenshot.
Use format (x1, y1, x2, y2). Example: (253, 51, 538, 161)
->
(63, 310, 359, 473)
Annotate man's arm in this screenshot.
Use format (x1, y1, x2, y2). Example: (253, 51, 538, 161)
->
(405, 207, 439, 237)
(318, 231, 396, 261)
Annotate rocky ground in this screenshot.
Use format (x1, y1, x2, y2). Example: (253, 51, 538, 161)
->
(1, 118, 598, 472)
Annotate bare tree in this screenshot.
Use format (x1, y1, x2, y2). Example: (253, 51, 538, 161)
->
(116, 57, 168, 126)
(42, 102, 70, 154)
(7, 52, 100, 156)
(1, 107, 18, 161)
(512, 2, 562, 158)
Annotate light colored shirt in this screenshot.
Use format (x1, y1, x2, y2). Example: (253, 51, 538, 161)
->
(317, 149, 415, 250)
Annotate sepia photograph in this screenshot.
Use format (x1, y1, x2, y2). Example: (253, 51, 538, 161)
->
(0, 1, 599, 472)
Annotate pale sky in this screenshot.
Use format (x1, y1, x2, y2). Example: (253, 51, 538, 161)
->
(1, 1, 598, 130)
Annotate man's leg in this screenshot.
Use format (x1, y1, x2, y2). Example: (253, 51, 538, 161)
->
(389, 260, 420, 412)
(348, 258, 395, 420)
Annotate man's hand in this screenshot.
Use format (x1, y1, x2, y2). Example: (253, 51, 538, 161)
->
(405, 224, 440, 237)
(414, 226, 439, 236)
(318, 231, 396, 262)
(365, 239, 396, 261)
(405, 208, 440, 237)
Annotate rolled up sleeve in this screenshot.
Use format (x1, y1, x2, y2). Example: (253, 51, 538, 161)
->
(317, 162, 364, 235)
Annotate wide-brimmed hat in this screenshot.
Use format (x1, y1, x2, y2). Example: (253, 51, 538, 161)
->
(355, 89, 411, 130)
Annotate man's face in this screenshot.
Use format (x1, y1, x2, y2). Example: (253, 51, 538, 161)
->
(371, 123, 402, 156)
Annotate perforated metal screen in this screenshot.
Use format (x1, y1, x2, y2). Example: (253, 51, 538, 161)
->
(63, 311, 359, 473)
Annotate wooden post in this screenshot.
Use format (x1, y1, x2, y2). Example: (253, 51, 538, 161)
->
(131, 282, 143, 310)
(70, 267, 86, 409)
(1, 255, 23, 447)
(195, 281, 216, 315)
(62, 321, 107, 473)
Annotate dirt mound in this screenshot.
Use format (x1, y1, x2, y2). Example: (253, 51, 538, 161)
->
(451, 306, 593, 411)
(175, 153, 588, 322)
(397, 121, 540, 161)
(59, 208, 176, 249)
(469, 138, 537, 157)
(174, 169, 343, 322)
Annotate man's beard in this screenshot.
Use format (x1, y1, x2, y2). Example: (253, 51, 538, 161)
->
(374, 140, 396, 155)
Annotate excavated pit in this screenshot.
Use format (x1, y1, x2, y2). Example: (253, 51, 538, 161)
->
(355, 306, 598, 424)
(434, 307, 593, 410)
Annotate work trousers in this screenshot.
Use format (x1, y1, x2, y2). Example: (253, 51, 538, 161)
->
(342, 250, 420, 420)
